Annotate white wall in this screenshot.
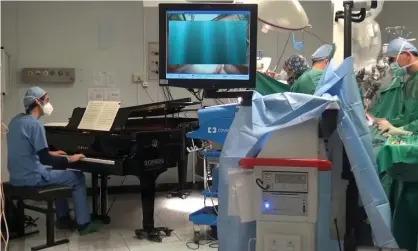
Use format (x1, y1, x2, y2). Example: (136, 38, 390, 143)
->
(0, 1, 200, 186)
(1, 1, 417, 185)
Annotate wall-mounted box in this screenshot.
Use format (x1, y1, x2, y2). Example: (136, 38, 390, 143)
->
(22, 68, 75, 84)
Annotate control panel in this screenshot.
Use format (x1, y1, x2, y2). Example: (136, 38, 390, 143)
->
(261, 171, 309, 216)
(22, 68, 75, 84)
(262, 171, 308, 192)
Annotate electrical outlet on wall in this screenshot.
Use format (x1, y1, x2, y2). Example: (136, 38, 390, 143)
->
(142, 82, 149, 88)
(22, 68, 75, 84)
(132, 73, 144, 84)
(148, 42, 159, 80)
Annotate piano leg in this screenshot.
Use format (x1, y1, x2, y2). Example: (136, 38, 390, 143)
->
(99, 175, 111, 224)
(140, 173, 156, 230)
(135, 172, 173, 242)
(168, 152, 191, 200)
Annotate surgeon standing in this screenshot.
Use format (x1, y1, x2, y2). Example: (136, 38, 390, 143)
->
(369, 61, 405, 123)
(7, 87, 103, 235)
(290, 44, 333, 94)
(277, 54, 310, 86)
(377, 38, 418, 136)
(376, 38, 418, 251)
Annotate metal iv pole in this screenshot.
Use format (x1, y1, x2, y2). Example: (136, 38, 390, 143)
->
(334, 1, 377, 250)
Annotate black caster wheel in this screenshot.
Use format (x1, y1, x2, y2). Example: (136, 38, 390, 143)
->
(100, 215, 111, 224)
(149, 235, 163, 242)
(167, 194, 172, 199)
(135, 229, 146, 239)
(164, 229, 173, 237)
(193, 231, 200, 243)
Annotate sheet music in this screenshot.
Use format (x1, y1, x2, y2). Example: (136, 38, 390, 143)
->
(77, 101, 120, 131)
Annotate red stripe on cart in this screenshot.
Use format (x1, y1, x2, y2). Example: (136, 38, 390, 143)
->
(239, 158, 332, 171)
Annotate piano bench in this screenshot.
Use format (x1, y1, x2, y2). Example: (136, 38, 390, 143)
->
(3, 182, 71, 251)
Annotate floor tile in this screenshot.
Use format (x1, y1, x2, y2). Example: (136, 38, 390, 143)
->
(7, 190, 215, 251)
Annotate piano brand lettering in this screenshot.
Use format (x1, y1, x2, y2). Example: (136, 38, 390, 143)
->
(207, 127, 229, 134)
(77, 145, 88, 150)
(144, 158, 164, 166)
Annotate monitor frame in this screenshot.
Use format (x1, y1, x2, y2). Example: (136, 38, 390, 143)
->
(158, 3, 258, 90)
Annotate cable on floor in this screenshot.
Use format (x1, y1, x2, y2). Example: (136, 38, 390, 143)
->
(186, 239, 218, 250)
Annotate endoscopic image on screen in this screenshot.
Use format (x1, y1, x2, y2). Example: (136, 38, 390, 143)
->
(166, 11, 250, 79)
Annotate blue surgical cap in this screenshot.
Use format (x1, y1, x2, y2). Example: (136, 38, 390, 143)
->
(386, 38, 417, 57)
(312, 44, 333, 61)
(24, 86, 46, 111)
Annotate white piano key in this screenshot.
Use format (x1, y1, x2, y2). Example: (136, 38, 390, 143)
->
(44, 122, 69, 127)
(81, 157, 115, 165)
(63, 155, 115, 165)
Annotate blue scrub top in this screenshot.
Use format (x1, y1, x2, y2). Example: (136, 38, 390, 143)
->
(7, 114, 49, 186)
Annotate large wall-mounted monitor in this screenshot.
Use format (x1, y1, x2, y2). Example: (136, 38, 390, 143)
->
(158, 3, 258, 89)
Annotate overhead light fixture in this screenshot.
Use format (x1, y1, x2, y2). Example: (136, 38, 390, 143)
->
(236, 0, 309, 32)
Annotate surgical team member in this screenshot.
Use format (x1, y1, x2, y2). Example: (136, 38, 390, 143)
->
(277, 54, 310, 86)
(7, 87, 103, 235)
(369, 60, 405, 122)
(377, 38, 418, 251)
(377, 38, 418, 136)
(290, 44, 333, 94)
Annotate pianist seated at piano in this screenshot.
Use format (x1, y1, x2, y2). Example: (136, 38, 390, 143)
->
(7, 87, 104, 235)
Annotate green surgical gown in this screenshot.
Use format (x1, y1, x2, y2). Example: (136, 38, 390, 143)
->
(401, 71, 418, 132)
(370, 77, 405, 127)
(376, 71, 418, 251)
(290, 69, 324, 94)
(255, 72, 290, 95)
(377, 135, 418, 251)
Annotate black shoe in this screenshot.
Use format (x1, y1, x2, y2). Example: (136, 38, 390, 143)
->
(56, 216, 78, 231)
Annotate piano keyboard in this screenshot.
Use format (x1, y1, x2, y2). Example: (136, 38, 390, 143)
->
(63, 156, 115, 165)
(81, 157, 115, 165)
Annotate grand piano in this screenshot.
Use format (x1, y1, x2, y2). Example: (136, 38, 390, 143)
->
(45, 98, 199, 241)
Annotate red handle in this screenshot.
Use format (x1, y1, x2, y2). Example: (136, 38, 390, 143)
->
(239, 158, 332, 171)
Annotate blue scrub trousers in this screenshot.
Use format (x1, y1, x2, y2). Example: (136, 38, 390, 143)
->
(38, 169, 91, 225)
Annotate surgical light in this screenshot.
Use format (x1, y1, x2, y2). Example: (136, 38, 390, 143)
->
(235, 0, 309, 32)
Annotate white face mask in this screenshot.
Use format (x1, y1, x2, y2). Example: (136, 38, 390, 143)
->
(42, 102, 54, 116)
(396, 40, 418, 71)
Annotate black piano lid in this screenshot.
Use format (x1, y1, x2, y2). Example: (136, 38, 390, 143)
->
(66, 98, 200, 131)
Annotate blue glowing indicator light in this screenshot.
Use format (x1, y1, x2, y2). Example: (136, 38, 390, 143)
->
(264, 202, 270, 209)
